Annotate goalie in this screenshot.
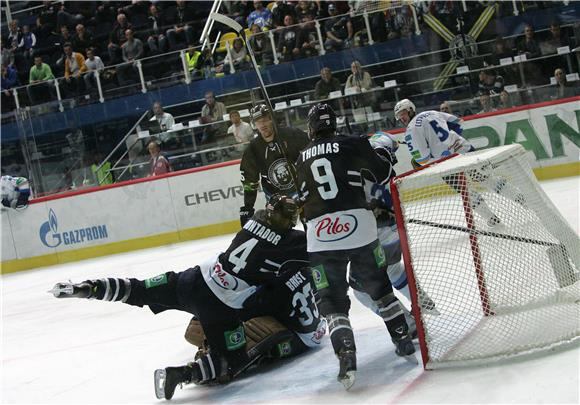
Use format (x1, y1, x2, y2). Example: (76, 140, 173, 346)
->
(50, 195, 325, 400)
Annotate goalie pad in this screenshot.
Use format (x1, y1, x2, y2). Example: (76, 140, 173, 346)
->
(184, 316, 295, 359)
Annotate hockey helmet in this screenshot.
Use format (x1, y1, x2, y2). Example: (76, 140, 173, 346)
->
(250, 104, 272, 123)
(266, 194, 299, 231)
(307, 103, 337, 140)
(394, 99, 416, 121)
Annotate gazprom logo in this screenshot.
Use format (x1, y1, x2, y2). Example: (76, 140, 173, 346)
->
(39, 208, 108, 248)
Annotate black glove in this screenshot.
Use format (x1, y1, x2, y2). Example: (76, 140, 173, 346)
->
(1, 198, 11, 208)
(239, 206, 255, 226)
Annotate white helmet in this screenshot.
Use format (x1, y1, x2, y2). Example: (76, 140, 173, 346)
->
(394, 99, 416, 121)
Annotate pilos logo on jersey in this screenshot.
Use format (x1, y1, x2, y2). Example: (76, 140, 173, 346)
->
(314, 214, 358, 242)
(224, 325, 246, 351)
(210, 262, 238, 290)
(39, 208, 109, 248)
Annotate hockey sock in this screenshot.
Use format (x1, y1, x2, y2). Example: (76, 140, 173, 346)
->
(327, 313, 356, 355)
(89, 278, 133, 303)
(375, 293, 409, 339)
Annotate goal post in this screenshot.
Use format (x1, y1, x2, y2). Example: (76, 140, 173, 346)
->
(390, 144, 580, 369)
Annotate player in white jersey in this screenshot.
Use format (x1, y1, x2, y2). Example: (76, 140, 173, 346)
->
(1, 175, 30, 209)
(395, 99, 473, 167)
(394, 99, 502, 226)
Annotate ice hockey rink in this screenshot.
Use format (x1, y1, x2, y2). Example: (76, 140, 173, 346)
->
(2, 176, 578, 404)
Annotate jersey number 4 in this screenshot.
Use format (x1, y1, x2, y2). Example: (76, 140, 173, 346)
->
(228, 238, 259, 273)
(310, 158, 338, 200)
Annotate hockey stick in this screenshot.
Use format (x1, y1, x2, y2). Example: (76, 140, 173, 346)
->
(408, 218, 560, 247)
(209, 12, 303, 201)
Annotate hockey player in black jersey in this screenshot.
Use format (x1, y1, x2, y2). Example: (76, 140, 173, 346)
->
(295, 103, 415, 390)
(50, 195, 325, 400)
(239, 104, 310, 225)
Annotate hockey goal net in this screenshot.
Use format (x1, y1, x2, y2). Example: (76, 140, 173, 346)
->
(390, 144, 580, 369)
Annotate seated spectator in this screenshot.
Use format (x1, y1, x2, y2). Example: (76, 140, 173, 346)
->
(227, 110, 254, 143)
(296, 14, 319, 58)
(56, 2, 84, 30)
(314, 67, 341, 99)
(63, 42, 87, 97)
(223, 38, 250, 72)
(83, 47, 104, 93)
(6, 20, 22, 57)
(108, 13, 132, 64)
(345, 60, 375, 108)
(28, 55, 56, 104)
(166, 0, 195, 50)
(486, 36, 513, 66)
(151, 101, 176, 135)
(314, 67, 342, 111)
(17, 25, 36, 65)
(198, 48, 218, 78)
(72, 24, 94, 54)
(477, 90, 496, 114)
(295, 1, 317, 22)
(277, 15, 300, 62)
(1, 39, 15, 67)
(185, 46, 203, 79)
(148, 140, 172, 176)
(324, 3, 353, 52)
(498, 90, 514, 109)
(517, 24, 543, 85)
(553, 68, 579, 99)
(225, 1, 254, 28)
(517, 24, 541, 59)
(199, 90, 227, 144)
(146, 4, 168, 54)
(439, 101, 452, 114)
(118, 29, 144, 85)
(39, 1, 59, 34)
(541, 21, 571, 55)
(272, 0, 297, 28)
(55, 25, 73, 71)
(247, 1, 273, 29)
(478, 69, 504, 96)
(249, 23, 273, 66)
(1, 64, 20, 112)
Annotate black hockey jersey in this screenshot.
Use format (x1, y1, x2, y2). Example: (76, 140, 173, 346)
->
(296, 135, 394, 252)
(201, 210, 308, 309)
(240, 127, 309, 207)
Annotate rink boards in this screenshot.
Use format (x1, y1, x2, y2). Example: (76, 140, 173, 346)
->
(1, 97, 578, 273)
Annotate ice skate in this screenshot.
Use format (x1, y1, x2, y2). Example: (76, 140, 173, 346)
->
(392, 333, 417, 364)
(154, 366, 193, 400)
(48, 281, 95, 299)
(336, 349, 357, 390)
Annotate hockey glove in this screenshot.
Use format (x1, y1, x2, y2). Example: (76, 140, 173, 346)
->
(239, 206, 255, 226)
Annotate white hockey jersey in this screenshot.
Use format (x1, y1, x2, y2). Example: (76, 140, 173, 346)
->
(1, 175, 30, 208)
(403, 111, 473, 166)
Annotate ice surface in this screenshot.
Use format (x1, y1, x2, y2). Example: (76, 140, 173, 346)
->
(2, 177, 578, 404)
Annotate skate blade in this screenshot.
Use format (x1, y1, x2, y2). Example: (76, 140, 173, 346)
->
(47, 283, 73, 298)
(154, 369, 167, 400)
(338, 370, 356, 390)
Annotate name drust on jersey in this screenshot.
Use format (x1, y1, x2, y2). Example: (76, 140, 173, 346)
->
(301, 142, 340, 161)
(243, 219, 282, 245)
(285, 272, 307, 292)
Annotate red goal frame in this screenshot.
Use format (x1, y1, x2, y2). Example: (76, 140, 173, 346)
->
(389, 154, 494, 368)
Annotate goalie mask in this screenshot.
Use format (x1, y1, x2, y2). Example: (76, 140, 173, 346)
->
(266, 194, 299, 232)
(307, 103, 337, 140)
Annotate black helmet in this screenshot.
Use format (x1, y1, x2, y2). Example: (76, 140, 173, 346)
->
(250, 104, 272, 122)
(266, 194, 299, 231)
(307, 103, 337, 140)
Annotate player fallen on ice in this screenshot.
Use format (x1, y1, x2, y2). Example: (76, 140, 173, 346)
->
(394, 99, 525, 227)
(295, 103, 415, 390)
(50, 195, 326, 400)
(1, 175, 31, 209)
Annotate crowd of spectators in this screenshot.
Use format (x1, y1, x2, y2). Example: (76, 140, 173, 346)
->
(0, 0, 577, 117)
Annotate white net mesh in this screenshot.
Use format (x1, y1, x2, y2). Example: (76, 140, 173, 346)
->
(392, 144, 580, 369)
